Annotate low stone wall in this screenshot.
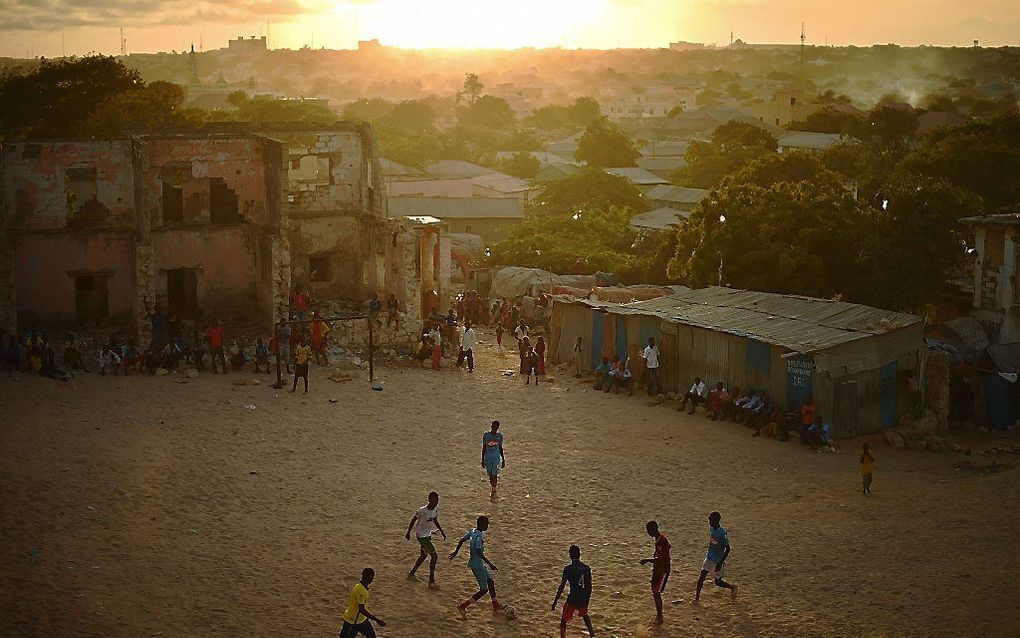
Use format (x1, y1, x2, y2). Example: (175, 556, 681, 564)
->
(324, 314, 422, 355)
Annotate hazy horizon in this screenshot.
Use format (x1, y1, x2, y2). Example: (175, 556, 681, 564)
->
(1, 0, 1018, 59)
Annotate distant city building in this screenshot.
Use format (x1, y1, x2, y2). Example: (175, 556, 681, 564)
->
(669, 41, 705, 51)
(603, 88, 698, 120)
(227, 36, 267, 55)
(752, 90, 821, 128)
(358, 39, 383, 52)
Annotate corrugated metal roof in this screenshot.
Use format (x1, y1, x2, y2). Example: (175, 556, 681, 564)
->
(630, 207, 688, 230)
(472, 172, 531, 193)
(388, 196, 523, 219)
(606, 167, 671, 185)
(647, 185, 708, 204)
(777, 131, 842, 150)
(561, 286, 922, 354)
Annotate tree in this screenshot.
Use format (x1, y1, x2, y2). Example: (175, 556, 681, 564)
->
(220, 94, 336, 124)
(458, 95, 516, 130)
(489, 170, 650, 275)
(500, 152, 540, 179)
(0, 55, 142, 137)
(86, 81, 206, 135)
(525, 96, 602, 131)
(341, 97, 394, 122)
(787, 106, 863, 135)
(575, 116, 639, 167)
(377, 100, 436, 133)
(671, 120, 778, 188)
(457, 72, 484, 105)
(668, 176, 863, 298)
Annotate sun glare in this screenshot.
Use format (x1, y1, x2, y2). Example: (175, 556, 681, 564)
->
(348, 0, 608, 49)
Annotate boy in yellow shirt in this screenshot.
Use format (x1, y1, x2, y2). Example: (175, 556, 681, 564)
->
(860, 442, 875, 496)
(340, 567, 385, 637)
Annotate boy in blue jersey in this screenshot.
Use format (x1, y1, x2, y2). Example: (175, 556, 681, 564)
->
(695, 511, 738, 602)
(481, 420, 506, 501)
(552, 545, 595, 637)
(449, 515, 503, 618)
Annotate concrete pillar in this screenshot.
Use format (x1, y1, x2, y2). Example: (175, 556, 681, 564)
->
(438, 225, 452, 308)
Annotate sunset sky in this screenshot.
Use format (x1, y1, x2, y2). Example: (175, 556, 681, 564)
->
(1, 0, 1017, 57)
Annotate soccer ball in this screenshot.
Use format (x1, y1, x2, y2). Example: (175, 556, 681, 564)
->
(503, 605, 517, 620)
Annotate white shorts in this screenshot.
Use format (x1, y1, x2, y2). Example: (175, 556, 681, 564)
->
(702, 559, 724, 579)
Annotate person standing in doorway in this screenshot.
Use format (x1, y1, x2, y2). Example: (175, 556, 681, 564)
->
(457, 320, 477, 373)
(481, 420, 505, 501)
(291, 338, 311, 394)
(642, 337, 660, 396)
(640, 520, 670, 626)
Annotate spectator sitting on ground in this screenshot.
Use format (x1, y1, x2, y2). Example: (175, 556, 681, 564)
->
(254, 337, 271, 374)
(753, 397, 779, 436)
(122, 339, 143, 375)
(735, 390, 762, 424)
(161, 340, 183, 371)
(678, 376, 708, 414)
(229, 341, 249, 371)
(809, 416, 832, 449)
(707, 382, 728, 420)
(723, 386, 741, 421)
(780, 400, 800, 441)
(143, 343, 160, 374)
(41, 342, 71, 381)
(593, 355, 612, 390)
(63, 336, 86, 371)
(749, 392, 772, 431)
(605, 359, 633, 395)
(99, 345, 121, 376)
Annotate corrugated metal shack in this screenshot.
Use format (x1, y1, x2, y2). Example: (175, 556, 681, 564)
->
(549, 287, 925, 438)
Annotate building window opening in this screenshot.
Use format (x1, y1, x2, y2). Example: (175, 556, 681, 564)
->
(310, 254, 332, 283)
(75, 274, 109, 322)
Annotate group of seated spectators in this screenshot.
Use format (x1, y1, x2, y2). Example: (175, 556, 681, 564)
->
(673, 376, 833, 449)
(592, 355, 634, 395)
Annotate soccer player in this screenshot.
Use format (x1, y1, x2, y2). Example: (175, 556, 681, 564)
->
(552, 545, 595, 638)
(449, 515, 503, 618)
(481, 420, 505, 501)
(338, 567, 386, 638)
(695, 511, 738, 602)
(405, 491, 447, 586)
(639, 520, 670, 625)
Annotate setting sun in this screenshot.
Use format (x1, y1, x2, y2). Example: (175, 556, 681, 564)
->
(346, 0, 609, 49)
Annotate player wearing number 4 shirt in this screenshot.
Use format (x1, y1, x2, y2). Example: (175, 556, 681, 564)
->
(695, 511, 738, 602)
(552, 545, 595, 637)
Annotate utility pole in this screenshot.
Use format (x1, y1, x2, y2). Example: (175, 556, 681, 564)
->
(61, 32, 65, 58)
(120, 27, 126, 56)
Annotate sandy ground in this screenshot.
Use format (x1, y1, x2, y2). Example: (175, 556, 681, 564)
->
(1, 331, 1019, 638)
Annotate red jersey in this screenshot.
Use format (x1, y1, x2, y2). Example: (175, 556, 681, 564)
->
(291, 292, 308, 312)
(654, 533, 671, 570)
(207, 326, 223, 349)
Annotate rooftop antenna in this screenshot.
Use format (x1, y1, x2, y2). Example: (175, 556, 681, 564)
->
(199, 34, 203, 52)
(730, 31, 733, 46)
(120, 27, 126, 56)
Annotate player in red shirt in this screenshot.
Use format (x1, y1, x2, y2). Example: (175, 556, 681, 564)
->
(640, 520, 670, 625)
(206, 319, 227, 374)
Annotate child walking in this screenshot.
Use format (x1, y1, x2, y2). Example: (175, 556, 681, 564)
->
(860, 442, 875, 495)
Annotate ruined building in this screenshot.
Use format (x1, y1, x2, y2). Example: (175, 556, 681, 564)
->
(0, 124, 448, 348)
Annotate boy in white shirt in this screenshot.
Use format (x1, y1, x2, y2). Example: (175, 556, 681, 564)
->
(405, 491, 446, 587)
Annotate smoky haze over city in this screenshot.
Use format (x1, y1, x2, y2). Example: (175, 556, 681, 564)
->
(1, 1, 1019, 638)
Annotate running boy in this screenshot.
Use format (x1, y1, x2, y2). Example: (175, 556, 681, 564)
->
(405, 491, 447, 586)
(339, 567, 386, 637)
(450, 515, 503, 618)
(639, 520, 670, 625)
(482, 420, 506, 501)
(695, 511, 738, 602)
(552, 545, 595, 637)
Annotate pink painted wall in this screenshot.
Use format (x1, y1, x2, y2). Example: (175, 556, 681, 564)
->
(2, 140, 135, 230)
(14, 233, 134, 323)
(150, 228, 258, 313)
(143, 138, 270, 227)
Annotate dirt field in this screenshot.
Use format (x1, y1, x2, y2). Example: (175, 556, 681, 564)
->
(2, 334, 1018, 638)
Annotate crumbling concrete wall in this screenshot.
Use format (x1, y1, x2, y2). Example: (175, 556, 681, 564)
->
(2, 140, 136, 231)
